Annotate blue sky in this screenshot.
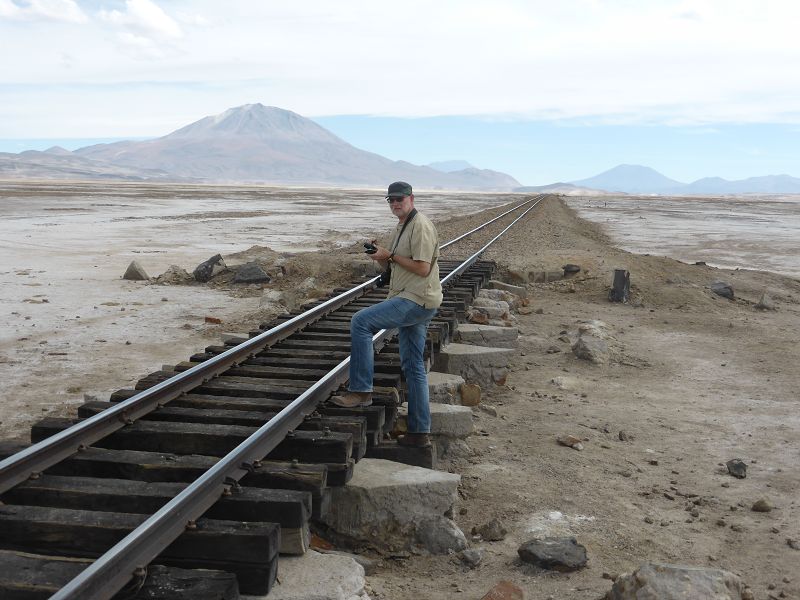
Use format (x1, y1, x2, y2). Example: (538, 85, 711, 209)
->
(2, 1, 800, 185)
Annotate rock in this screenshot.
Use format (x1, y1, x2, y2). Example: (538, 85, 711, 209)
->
(518, 536, 588, 571)
(563, 264, 581, 275)
(436, 343, 513, 388)
(122, 260, 149, 281)
(487, 280, 528, 298)
(726, 459, 747, 479)
(320, 458, 466, 554)
(710, 281, 735, 300)
(193, 254, 227, 282)
(455, 324, 519, 348)
(437, 437, 473, 462)
(427, 371, 466, 404)
(397, 403, 474, 438)
(472, 298, 511, 319)
(458, 548, 484, 569)
(607, 563, 746, 600)
(751, 498, 773, 512)
(468, 310, 491, 325)
(788, 538, 800, 550)
(154, 264, 192, 285)
(557, 435, 584, 451)
(460, 383, 481, 406)
(232, 261, 271, 284)
(534, 308, 544, 314)
(267, 550, 369, 600)
(572, 336, 609, 364)
(518, 306, 533, 315)
(204, 316, 222, 324)
(480, 581, 524, 600)
(755, 289, 777, 310)
(474, 518, 507, 541)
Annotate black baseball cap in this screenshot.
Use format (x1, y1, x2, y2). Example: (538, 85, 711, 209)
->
(386, 181, 412, 198)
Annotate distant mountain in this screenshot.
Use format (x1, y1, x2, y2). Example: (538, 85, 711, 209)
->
(566, 164, 800, 195)
(427, 160, 474, 173)
(681, 174, 800, 194)
(571, 164, 685, 194)
(73, 104, 520, 190)
(0, 149, 176, 181)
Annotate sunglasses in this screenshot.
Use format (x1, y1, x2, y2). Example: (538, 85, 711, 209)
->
(386, 196, 406, 204)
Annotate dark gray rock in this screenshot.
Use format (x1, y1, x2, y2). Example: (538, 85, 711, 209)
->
(193, 254, 227, 282)
(608, 563, 745, 599)
(123, 260, 149, 281)
(232, 262, 271, 284)
(563, 264, 581, 274)
(710, 281, 734, 299)
(517, 536, 587, 571)
(726, 459, 747, 479)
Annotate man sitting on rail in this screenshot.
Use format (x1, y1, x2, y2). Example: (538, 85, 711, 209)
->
(330, 181, 442, 448)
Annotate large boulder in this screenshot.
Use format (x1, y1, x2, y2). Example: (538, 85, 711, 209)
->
(607, 563, 746, 600)
(710, 281, 734, 300)
(232, 261, 271, 284)
(319, 458, 466, 554)
(518, 537, 588, 571)
(193, 254, 227, 282)
(267, 550, 370, 600)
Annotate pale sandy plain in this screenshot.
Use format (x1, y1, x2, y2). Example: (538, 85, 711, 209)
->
(1, 183, 799, 599)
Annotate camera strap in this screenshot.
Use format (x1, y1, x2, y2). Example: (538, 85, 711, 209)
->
(390, 208, 418, 255)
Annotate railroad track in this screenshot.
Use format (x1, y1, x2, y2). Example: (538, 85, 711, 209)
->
(0, 194, 544, 600)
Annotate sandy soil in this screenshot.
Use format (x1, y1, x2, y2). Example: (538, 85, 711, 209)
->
(365, 197, 800, 599)
(2, 189, 799, 599)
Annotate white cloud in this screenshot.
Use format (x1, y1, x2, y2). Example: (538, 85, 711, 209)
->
(4, 0, 800, 135)
(0, 0, 87, 23)
(99, 0, 182, 40)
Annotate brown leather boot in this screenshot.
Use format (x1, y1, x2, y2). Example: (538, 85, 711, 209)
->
(397, 432, 432, 448)
(329, 391, 372, 408)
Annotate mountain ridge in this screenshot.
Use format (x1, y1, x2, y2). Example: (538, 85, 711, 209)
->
(567, 164, 800, 195)
(70, 104, 520, 190)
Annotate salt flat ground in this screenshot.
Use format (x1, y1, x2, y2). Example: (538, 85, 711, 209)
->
(0, 181, 510, 438)
(568, 195, 800, 278)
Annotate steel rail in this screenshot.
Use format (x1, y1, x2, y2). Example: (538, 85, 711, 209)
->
(440, 195, 543, 288)
(0, 194, 542, 495)
(0, 277, 378, 494)
(440, 194, 544, 249)
(50, 193, 544, 600)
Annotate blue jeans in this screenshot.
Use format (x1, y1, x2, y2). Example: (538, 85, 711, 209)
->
(349, 296, 437, 433)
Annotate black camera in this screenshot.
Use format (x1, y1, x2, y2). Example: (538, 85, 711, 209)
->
(363, 242, 377, 255)
(377, 267, 391, 288)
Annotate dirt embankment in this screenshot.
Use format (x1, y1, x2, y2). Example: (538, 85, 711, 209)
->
(366, 197, 800, 599)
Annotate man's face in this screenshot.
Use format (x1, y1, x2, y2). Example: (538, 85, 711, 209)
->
(387, 194, 414, 219)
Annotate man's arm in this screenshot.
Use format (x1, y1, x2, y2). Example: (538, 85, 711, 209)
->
(369, 246, 430, 276)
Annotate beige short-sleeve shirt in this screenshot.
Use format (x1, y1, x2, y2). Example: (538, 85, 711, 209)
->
(387, 211, 443, 309)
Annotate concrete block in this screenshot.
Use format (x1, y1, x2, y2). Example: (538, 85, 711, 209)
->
(435, 343, 514, 387)
(455, 324, 519, 348)
(258, 550, 369, 600)
(427, 371, 465, 404)
(319, 459, 466, 555)
(487, 280, 528, 298)
(397, 403, 474, 438)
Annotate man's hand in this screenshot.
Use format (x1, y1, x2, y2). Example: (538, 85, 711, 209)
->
(368, 244, 392, 262)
